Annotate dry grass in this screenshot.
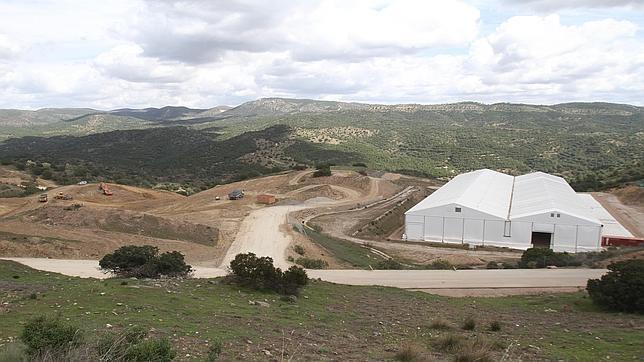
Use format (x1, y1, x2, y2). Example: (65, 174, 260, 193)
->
(433, 334, 464, 353)
(453, 340, 494, 362)
(429, 318, 452, 330)
(489, 320, 502, 332)
(394, 343, 426, 362)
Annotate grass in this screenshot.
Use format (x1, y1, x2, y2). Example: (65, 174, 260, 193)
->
(300, 226, 385, 268)
(1, 260, 643, 360)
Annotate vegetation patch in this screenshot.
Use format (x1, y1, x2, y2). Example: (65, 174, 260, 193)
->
(228, 252, 308, 295)
(300, 226, 386, 268)
(99, 245, 192, 278)
(587, 259, 644, 313)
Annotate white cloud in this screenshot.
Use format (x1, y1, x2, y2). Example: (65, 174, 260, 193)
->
(0, 0, 643, 108)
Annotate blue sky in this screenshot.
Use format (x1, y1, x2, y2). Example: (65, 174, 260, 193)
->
(0, 0, 643, 109)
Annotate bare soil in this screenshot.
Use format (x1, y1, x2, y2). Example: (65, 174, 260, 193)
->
(592, 191, 644, 237)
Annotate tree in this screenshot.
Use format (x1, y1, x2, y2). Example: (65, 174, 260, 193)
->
(99, 245, 192, 278)
(587, 260, 644, 313)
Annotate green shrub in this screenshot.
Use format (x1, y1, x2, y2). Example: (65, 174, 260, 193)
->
(293, 244, 305, 255)
(461, 316, 476, 331)
(433, 334, 463, 353)
(375, 259, 404, 270)
(312, 163, 332, 177)
(296, 257, 328, 269)
(97, 326, 147, 361)
(486, 261, 499, 269)
(489, 320, 502, 331)
(501, 262, 516, 269)
(20, 316, 82, 356)
(519, 248, 579, 268)
(587, 259, 644, 313)
(99, 245, 192, 278)
(229, 253, 308, 295)
(206, 341, 223, 361)
(123, 337, 175, 362)
(425, 259, 453, 270)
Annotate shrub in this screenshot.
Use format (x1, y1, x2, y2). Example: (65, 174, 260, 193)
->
(123, 337, 175, 362)
(229, 253, 308, 295)
(433, 334, 463, 353)
(20, 316, 82, 356)
(394, 343, 424, 361)
(281, 265, 309, 295)
(519, 248, 579, 268)
(501, 262, 516, 269)
(206, 341, 223, 362)
(461, 316, 476, 331)
(453, 343, 494, 362)
(352, 162, 367, 168)
(296, 257, 328, 269)
(489, 320, 502, 331)
(428, 318, 451, 330)
(312, 163, 332, 177)
(99, 245, 192, 278)
(425, 259, 453, 270)
(375, 259, 403, 270)
(293, 244, 305, 255)
(97, 326, 147, 361)
(587, 259, 644, 313)
(486, 261, 500, 269)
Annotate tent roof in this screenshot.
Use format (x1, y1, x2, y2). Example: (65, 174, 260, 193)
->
(510, 172, 600, 224)
(406, 169, 513, 219)
(406, 169, 601, 225)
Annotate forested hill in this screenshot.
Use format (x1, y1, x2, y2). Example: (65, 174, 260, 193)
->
(0, 99, 641, 191)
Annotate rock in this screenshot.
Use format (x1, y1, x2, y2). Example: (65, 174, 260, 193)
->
(106, 324, 113, 328)
(262, 349, 272, 356)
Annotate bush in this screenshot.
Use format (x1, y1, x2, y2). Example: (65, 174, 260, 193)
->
(433, 334, 463, 353)
(229, 253, 308, 295)
(375, 259, 404, 270)
(293, 244, 305, 255)
(394, 343, 424, 361)
(20, 316, 82, 356)
(99, 245, 192, 278)
(587, 259, 644, 313)
(486, 261, 500, 269)
(425, 259, 453, 270)
(428, 318, 452, 330)
(461, 316, 476, 331)
(501, 262, 517, 269)
(123, 338, 175, 362)
(97, 326, 147, 361)
(519, 248, 579, 268)
(206, 341, 223, 362)
(296, 257, 328, 269)
(489, 320, 502, 331)
(312, 163, 332, 177)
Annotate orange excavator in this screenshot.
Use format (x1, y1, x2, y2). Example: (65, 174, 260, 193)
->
(98, 182, 113, 196)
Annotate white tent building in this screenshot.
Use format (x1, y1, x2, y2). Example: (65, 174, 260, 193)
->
(404, 169, 610, 252)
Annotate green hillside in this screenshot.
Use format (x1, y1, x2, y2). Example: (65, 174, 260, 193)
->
(0, 99, 641, 190)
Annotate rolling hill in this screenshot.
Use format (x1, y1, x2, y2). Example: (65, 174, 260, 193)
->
(0, 98, 641, 190)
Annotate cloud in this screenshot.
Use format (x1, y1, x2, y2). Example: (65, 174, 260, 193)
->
(128, 0, 480, 64)
(504, 0, 644, 11)
(0, 35, 21, 60)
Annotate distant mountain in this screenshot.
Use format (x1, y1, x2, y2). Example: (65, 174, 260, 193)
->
(0, 98, 641, 190)
(109, 106, 207, 121)
(0, 108, 99, 127)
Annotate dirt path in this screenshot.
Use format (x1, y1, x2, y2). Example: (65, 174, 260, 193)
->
(220, 204, 308, 269)
(1, 257, 605, 297)
(592, 192, 644, 237)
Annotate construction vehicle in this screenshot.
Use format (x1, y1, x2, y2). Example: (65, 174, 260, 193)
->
(228, 189, 244, 200)
(38, 193, 48, 202)
(54, 192, 73, 200)
(98, 182, 113, 196)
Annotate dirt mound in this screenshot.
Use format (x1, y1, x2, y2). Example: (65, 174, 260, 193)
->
(55, 183, 183, 207)
(613, 185, 644, 206)
(21, 205, 218, 246)
(302, 174, 371, 191)
(290, 185, 346, 201)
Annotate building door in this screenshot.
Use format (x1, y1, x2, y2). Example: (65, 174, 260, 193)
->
(531, 232, 552, 248)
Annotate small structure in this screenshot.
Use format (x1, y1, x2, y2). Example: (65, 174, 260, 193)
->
(257, 194, 277, 204)
(38, 193, 48, 202)
(228, 189, 244, 200)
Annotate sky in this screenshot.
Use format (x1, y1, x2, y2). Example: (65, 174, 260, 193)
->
(0, 0, 643, 109)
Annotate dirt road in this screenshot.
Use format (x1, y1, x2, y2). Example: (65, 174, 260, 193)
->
(1, 257, 605, 297)
(220, 204, 308, 270)
(592, 192, 644, 237)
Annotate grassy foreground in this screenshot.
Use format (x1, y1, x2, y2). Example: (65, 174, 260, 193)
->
(0, 260, 642, 361)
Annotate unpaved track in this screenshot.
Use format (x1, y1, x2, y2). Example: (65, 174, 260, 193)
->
(220, 204, 307, 270)
(1, 257, 605, 297)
